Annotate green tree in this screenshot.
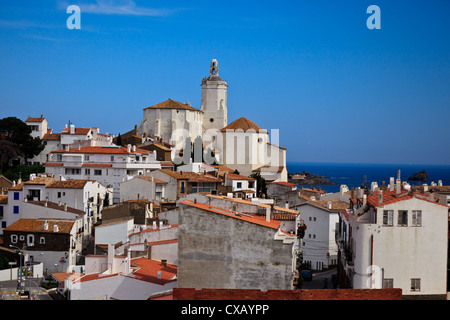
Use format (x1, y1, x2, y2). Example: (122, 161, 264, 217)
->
(250, 172, 267, 198)
(0, 117, 45, 168)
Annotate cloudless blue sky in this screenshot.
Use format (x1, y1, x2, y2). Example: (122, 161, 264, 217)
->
(0, 0, 449, 165)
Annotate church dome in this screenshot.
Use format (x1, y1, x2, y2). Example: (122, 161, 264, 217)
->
(220, 117, 267, 133)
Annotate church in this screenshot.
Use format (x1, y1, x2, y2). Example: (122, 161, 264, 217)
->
(137, 59, 287, 182)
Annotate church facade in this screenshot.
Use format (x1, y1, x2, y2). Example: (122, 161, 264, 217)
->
(138, 59, 287, 182)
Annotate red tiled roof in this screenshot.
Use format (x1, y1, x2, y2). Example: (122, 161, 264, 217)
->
(45, 162, 63, 166)
(24, 177, 55, 185)
(42, 133, 61, 141)
(3, 218, 75, 233)
(180, 200, 281, 230)
(270, 181, 297, 187)
(46, 180, 94, 189)
(27, 201, 85, 215)
(225, 173, 256, 181)
(144, 99, 201, 112)
(130, 257, 177, 285)
(366, 190, 449, 208)
(61, 127, 91, 135)
(220, 117, 267, 133)
(160, 169, 222, 182)
(25, 117, 45, 122)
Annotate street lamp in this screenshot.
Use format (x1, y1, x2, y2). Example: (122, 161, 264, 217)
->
(9, 245, 27, 294)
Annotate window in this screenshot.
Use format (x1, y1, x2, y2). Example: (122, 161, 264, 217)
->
(0, 206, 3, 218)
(40, 237, 45, 244)
(383, 279, 394, 288)
(412, 210, 422, 227)
(27, 234, 35, 247)
(248, 181, 254, 188)
(398, 210, 408, 226)
(11, 235, 18, 243)
(14, 192, 20, 200)
(383, 210, 393, 226)
(57, 192, 62, 198)
(1, 221, 6, 228)
(13, 206, 19, 214)
(411, 278, 421, 291)
(94, 170, 102, 176)
(85, 155, 90, 161)
(85, 169, 90, 175)
(111, 156, 114, 161)
(181, 182, 185, 193)
(237, 182, 242, 189)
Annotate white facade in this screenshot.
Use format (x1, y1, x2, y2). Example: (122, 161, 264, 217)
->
(45, 145, 161, 203)
(338, 190, 449, 298)
(120, 175, 167, 202)
(94, 218, 134, 246)
(201, 58, 228, 132)
(294, 201, 342, 270)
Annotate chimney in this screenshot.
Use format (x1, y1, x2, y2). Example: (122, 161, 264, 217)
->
(58, 200, 62, 206)
(132, 145, 136, 152)
(44, 201, 48, 207)
(285, 201, 289, 209)
(378, 190, 383, 204)
(396, 179, 401, 195)
(265, 206, 271, 222)
(127, 144, 131, 153)
(70, 124, 75, 134)
(423, 184, 428, 192)
(65, 145, 69, 152)
(157, 271, 162, 279)
(161, 259, 167, 267)
(397, 169, 401, 181)
(438, 180, 443, 187)
(64, 203, 68, 211)
(153, 221, 157, 229)
(327, 201, 332, 210)
(389, 177, 395, 192)
(53, 224, 59, 232)
(44, 221, 49, 231)
(363, 194, 367, 206)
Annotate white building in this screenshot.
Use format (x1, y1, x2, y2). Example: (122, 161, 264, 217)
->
(137, 59, 288, 181)
(25, 116, 113, 164)
(120, 175, 168, 202)
(45, 145, 161, 203)
(336, 184, 449, 299)
(293, 199, 349, 271)
(223, 173, 257, 199)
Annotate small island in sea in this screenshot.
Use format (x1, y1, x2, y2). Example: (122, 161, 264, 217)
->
(407, 170, 428, 181)
(288, 171, 338, 185)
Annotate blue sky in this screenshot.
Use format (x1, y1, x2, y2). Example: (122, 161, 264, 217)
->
(0, 0, 449, 165)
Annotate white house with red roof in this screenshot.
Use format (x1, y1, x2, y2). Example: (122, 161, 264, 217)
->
(223, 173, 257, 199)
(336, 178, 449, 299)
(45, 145, 161, 203)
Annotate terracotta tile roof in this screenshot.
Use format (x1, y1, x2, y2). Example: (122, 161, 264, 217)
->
(137, 176, 168, 184)
(8, 182, 24, 191)
(130, 257, 177, 285)
(42, 133, 61, 141)
(52, 272, 83, 283)
(220, 117, 267, 133)
(180, 200, 281, 230)
(144, 99, 201, 112)
(304, 200, 350, 212)
(211, 164, 235, 173)
(270, 181, 297, 187)
(146, 239, 178, 246)
(51, 146, 152, 155)
(3, 218, 75, 233)
(45, 162, 63, 166)
(27, 201, 85, 215)
(367, 190, 449, 208)
(24, 177, 55, 185)
(61, 127, 91, 135)
(160, 169, 222, 182)
(46, 180, 94, 189)
(82, 163, 113, 167)
(225, 173, 256, 181)
(25, 117, 45, 122)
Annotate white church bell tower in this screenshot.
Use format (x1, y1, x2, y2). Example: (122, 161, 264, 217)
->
(201, 59, 228, 132)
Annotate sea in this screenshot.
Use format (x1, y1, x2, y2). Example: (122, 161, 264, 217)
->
(286, 162, 450, 194)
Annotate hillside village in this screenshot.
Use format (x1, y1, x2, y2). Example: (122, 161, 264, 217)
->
(0, 60, 449, 301)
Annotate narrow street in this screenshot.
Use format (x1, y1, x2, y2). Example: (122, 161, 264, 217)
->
(300, 268, 337, 290)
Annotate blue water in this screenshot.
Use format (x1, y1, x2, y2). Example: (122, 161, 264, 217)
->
(287, 162, 450, 193)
